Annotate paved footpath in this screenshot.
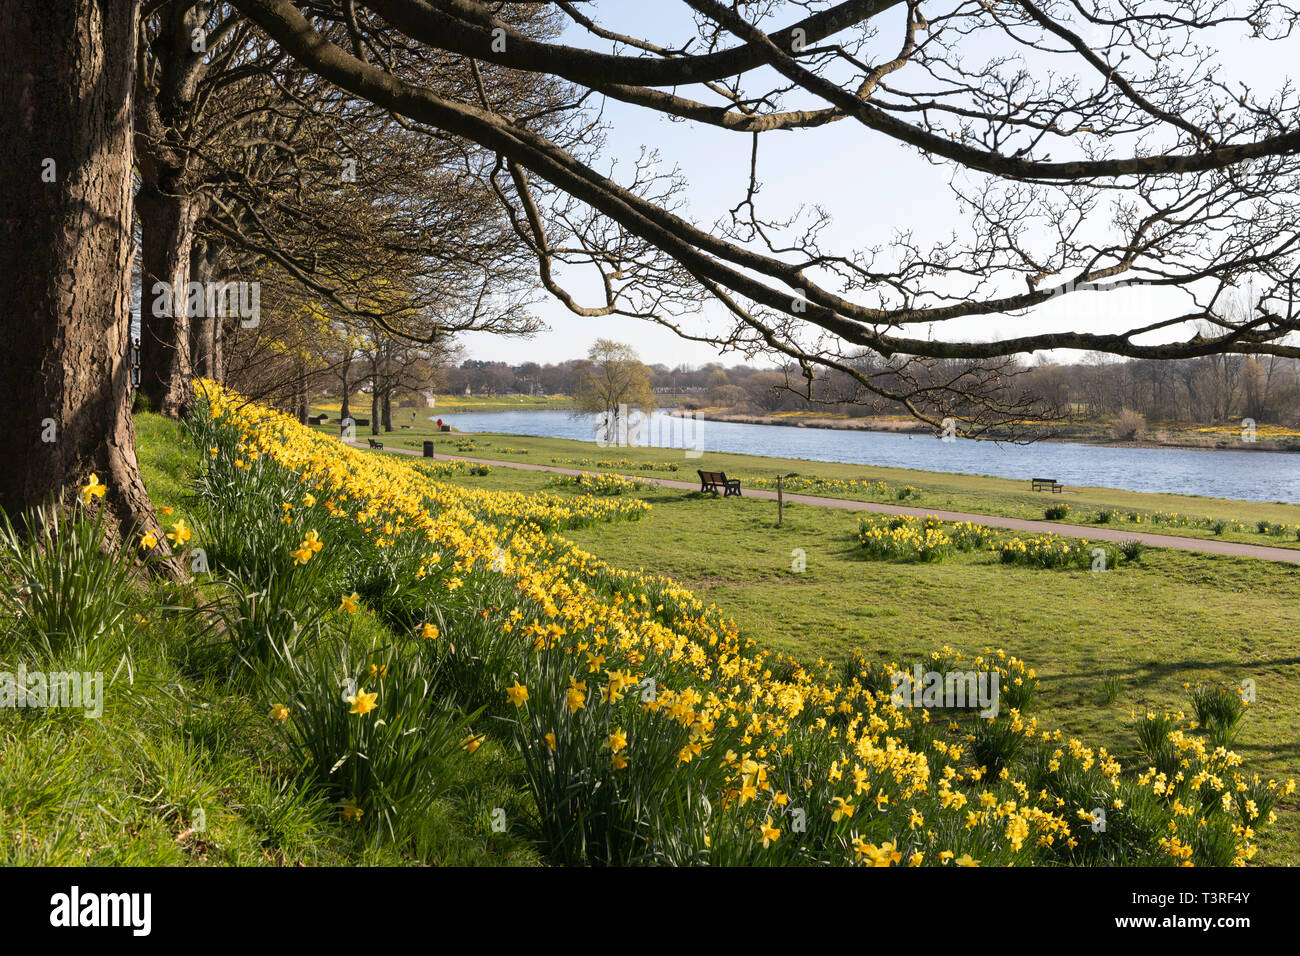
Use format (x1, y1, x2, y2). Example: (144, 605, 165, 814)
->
(345, 439, 1300, 565)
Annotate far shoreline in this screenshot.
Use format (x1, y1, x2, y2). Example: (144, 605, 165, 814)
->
(662, 409, 1300, 455)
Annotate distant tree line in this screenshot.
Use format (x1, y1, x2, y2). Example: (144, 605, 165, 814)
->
(434, 353, 1300, 428)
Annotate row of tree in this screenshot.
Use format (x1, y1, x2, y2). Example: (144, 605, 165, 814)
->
(9, 1, 1300, 563)
(128, 2, 557, 427)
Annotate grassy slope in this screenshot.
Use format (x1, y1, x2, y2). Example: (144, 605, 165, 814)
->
(8, 415, 1289, 863)
(334, 428, 1300, 552)
(434, 464, 1300, 863)
(0, 414, 539, 866)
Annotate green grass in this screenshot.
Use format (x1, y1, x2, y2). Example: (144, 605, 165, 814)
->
(432, 463, 1300, 863)
(8, 411, 1296, 864)
(342, 427, 1300, 551)
(136, 411, 198, 513)
(0, 413, 542, 867)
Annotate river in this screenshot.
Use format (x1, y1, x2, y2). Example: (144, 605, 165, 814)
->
(435, 408, 1300, 504)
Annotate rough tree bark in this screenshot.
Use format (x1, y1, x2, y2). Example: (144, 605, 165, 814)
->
(0, 0, 174, 567)
(213, 311, 225, 383)
(190, 236, 223, 380)
(339, 351, 353, 423)
(138, 181, 198, 415)
(136, 1, 208, 418)
(296, 364, 308, 424)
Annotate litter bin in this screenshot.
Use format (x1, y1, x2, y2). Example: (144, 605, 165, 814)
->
(423, 441, 435, 458)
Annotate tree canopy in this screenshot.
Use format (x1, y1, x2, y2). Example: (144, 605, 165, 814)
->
(228, 0, 1300, 434)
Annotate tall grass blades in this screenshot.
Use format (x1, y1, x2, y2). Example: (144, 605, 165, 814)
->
(0, 503, 140, 660)
(258, 631, 479, 846)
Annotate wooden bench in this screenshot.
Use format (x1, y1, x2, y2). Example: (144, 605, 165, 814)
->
(1031, 477, 1063, 493)
(367, 438, 384, 450)
(699, 470, 741, 497)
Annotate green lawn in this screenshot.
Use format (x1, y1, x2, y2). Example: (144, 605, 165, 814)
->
(434, 463, 1300, 863)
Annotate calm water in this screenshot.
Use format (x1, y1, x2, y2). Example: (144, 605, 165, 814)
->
(436, 408, 1300, 504)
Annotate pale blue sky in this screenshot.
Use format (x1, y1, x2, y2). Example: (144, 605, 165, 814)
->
(458, 2, 1299, 368)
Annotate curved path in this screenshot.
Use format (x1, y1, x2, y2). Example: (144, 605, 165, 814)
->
(346, 440, 1300, 565)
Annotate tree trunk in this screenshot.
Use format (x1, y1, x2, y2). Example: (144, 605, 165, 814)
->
(137, 182, 197, 417)
(371, 391, 381, 436)
(213, 311, 225, 383)
(340, 354, 352, 422)
(296, 364, 308, 424)
(190, 237, 223, 381)
(135, 1, 207, 419)
(382, 391, 392, 431)
(0, 0, 175, 568)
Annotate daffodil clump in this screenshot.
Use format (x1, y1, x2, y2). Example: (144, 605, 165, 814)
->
(414, 459, 492, 479)
(407, 461, 649, 530)
(857, 514, 1123, 571)
(544, 472, 654, 496)
(186, 380, 1291, 866)
(993, 534, 1112, 570)
(748, 475, 892, 499)
(857, 514, 993, 562)
(549, 456, 682, 473)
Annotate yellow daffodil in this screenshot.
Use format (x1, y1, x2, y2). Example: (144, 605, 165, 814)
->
(80, 474, 107, 504)
(506, 681, 529, 707)
(565, 679, 587, 714)
(347, 688, 378, 716)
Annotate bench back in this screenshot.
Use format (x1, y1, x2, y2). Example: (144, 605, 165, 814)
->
(1031, 477, 1056, 483)
(698, 470, 727, 482)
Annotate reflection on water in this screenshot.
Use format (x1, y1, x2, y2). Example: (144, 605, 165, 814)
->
(435, 409, 1300, 504)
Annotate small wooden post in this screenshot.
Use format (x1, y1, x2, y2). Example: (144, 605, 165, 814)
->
(777, 473, 797, 526)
